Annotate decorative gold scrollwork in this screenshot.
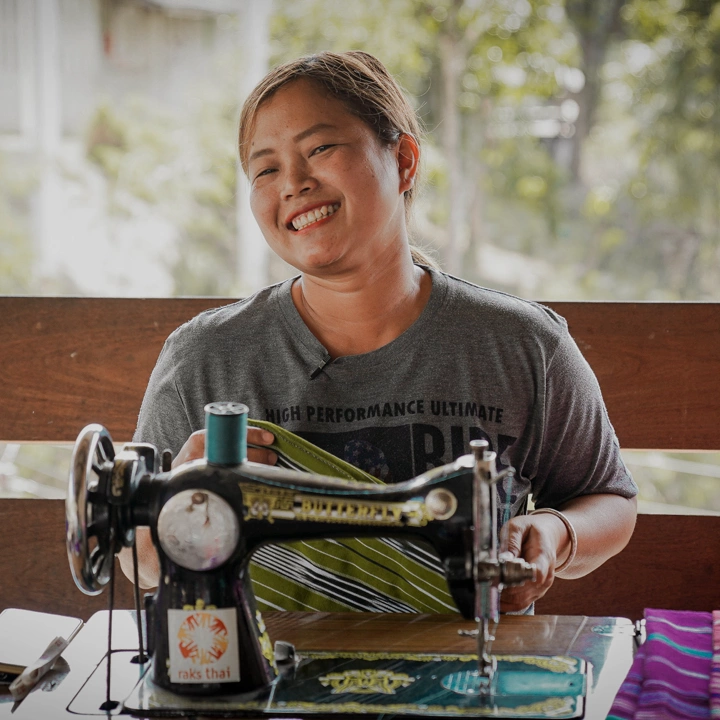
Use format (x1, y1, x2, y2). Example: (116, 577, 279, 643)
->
(255, 610, 277, 671)
(319, 668, 415, 695)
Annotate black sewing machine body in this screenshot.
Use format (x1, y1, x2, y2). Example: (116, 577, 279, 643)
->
(66, 402, 535, 703)
(145, 454, 481, 694)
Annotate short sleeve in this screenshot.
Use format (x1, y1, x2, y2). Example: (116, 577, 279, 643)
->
(531, 327, 638, 508)
(133, 334, 193, 458)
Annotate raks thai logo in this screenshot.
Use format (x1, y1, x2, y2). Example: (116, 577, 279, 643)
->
(167, 604, 240, 683)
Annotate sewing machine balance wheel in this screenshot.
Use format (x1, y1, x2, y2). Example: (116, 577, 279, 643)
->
(66, 423, 122, 595)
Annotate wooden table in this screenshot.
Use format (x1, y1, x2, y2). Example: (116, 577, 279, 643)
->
(0, 610, 634, 719)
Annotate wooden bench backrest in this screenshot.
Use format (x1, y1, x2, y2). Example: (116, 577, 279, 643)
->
(1, 298, 718, 620)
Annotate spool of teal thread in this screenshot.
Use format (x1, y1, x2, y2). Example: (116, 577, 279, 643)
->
(204, 402, 248, 465)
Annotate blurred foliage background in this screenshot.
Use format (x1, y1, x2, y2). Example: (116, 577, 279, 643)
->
(67, 0, 720, 300)
(0, 0, 718, 511)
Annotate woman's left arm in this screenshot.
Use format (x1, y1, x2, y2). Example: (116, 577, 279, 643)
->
(553, 492, 637, 578)
(499, 493, 637, 612)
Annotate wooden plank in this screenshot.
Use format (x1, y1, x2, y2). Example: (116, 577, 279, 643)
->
(0, 297, 221, 444)
(536, 513, 720, 618)
(0, 298, 718, 448)
(554, 302, 720, 451)
(1, 499, 716, 622)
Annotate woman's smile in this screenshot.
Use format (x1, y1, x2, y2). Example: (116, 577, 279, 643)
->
(288, 202, 341, 232)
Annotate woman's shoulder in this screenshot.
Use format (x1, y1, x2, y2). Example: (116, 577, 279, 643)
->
(164, 279, 293, 352)
(431, 268, 568, 339)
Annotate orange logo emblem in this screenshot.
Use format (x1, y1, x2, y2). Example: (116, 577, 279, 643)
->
(177, 612, 229, 665)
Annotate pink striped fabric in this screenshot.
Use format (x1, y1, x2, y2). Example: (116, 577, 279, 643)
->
(609, 608, 716, 720)
(711, 611, 720, 717)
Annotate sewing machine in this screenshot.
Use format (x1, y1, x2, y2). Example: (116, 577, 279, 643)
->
(63, 401, 602, 718)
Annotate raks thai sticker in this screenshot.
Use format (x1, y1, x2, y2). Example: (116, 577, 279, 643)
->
(167, 608, 240, 683)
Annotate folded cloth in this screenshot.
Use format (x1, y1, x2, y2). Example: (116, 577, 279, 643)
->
(244, 419, 460, 615)
(609, 608, 715, 719)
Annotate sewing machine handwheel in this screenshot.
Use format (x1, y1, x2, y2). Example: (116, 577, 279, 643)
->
(66, 424, 116, 595)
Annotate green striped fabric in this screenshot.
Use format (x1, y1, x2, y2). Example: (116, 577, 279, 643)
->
(247, 419, 458, 614)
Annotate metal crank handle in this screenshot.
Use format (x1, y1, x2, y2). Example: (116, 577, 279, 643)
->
(501, 556, 537, 586)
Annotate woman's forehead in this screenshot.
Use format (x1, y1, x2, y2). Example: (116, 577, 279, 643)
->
(248, 80, 365, 149)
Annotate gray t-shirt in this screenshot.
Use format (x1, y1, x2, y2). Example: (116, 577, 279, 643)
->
(134, 267, 637, 613)
(137, 267, 635, 505)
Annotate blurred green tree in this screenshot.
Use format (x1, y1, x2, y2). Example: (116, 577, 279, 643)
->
(76, 0, 720, 300)
(565, 0, 628, 180)
(86, 96, 238, 296)
(617, 0, 720, 298)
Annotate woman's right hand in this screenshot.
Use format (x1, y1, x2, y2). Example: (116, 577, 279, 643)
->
(172, 427, 277, 467)
(119, 426, 278, 588)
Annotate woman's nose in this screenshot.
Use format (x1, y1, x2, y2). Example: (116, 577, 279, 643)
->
(282, 159, 317, 199)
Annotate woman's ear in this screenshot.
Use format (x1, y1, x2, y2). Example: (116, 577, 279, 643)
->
(397, 133, 420, 194)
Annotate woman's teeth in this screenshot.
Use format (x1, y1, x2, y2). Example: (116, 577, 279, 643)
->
(291, 203, 340, 231)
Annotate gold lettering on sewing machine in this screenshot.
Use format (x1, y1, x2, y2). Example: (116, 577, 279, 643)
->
(240, 484, 296, 523)
(240, 483, 430, 526)
(295, 497, 426, 526)
(319, 669, 415, 695)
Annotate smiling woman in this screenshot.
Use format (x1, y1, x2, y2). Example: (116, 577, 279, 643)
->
(121, 51, 638, 616)
(244, 78, 417, 283)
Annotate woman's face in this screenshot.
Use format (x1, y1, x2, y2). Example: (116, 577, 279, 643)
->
(246, 79, 413, 276)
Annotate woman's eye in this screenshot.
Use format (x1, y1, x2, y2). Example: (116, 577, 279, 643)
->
(311, 144, 334, 156)
(254, 168, 276, 180)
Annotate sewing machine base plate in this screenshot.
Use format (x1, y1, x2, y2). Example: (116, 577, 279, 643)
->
(69, 649, 587, 718)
